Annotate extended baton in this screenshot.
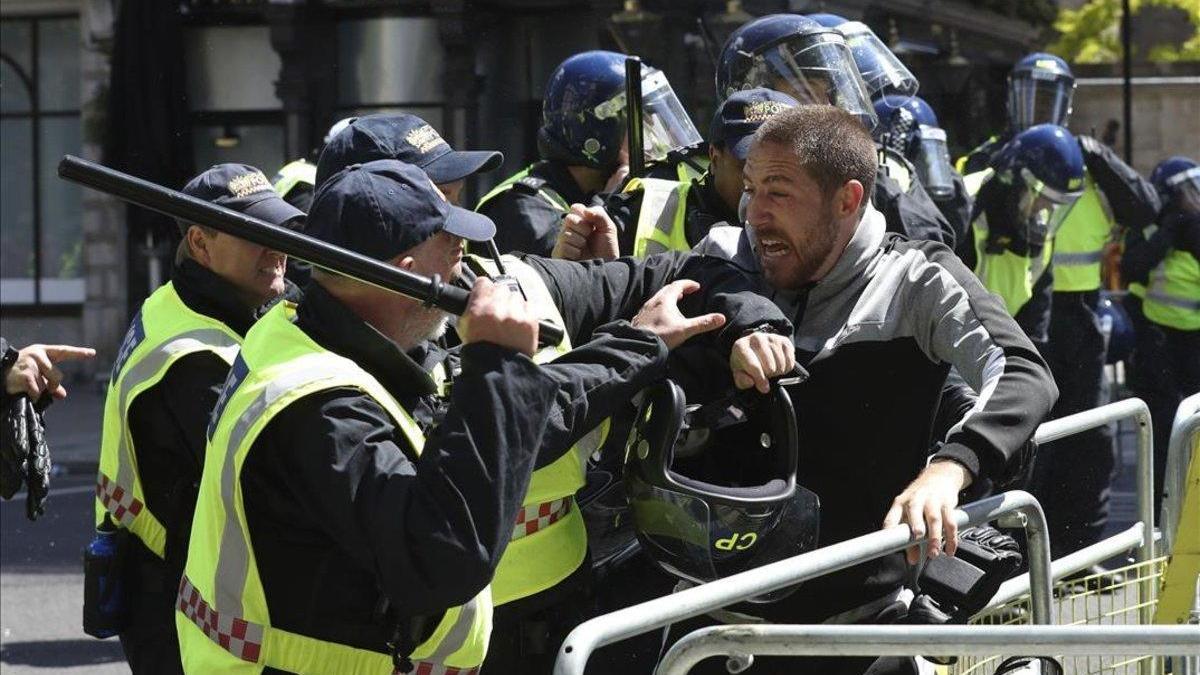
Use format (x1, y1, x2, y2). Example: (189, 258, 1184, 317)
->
(625, 56, 646, 179)
(57, 155, 565, 348)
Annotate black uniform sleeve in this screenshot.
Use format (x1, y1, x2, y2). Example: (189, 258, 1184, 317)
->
(1121, 223, 1173, 285)
(874, 172, 957, 247)
(522, 253, 792, 353)
(253, 343, 558, 617)
(937, 172, 974, 256)
(477, 190, 563, 257)
(530, 321, 667, 468)
(1079, 136, 1161, 231)
(152, 352, 229, 467)
(902, 241, 1059, 481)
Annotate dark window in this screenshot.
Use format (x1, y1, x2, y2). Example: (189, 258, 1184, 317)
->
(1, 15, 83, 306)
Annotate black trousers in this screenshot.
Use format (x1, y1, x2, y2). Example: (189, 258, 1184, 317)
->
(118, 552, 184, 675)
(1126, 296, 1200, 517)
(1032, 290, 1114, 557)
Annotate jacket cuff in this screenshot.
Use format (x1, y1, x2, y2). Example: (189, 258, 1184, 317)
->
(931, 442, 981, 482)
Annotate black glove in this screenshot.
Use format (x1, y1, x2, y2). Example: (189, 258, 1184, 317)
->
(1, 393, 53, 520)
(1169, 210, 1200, 260)
(917, 525, 1023, 623)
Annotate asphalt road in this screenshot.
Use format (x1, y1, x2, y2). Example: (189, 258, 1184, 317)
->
(1, 472, 128, 674)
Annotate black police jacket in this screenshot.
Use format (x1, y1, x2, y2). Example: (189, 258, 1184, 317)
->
(479, 160, 589, 257)
(873, 165, 958, 249)
(240, 254, 791, 661)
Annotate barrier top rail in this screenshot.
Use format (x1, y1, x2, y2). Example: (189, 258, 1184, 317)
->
(654, 625, 1200, 675)
(1162, 392, 1200, 554)
(553, 490, 1053, 675)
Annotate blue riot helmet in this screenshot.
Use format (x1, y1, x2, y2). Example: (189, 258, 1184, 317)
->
(1008, 53, 1075, 132)
(716, 14, 877, 130)
(991, 123, 1086, 223)
(625, 380, 820, 602)
(809, 13, 919, 103)
(874, 94, 955, 199)
(1150, 156, 1200, 213)
(539, 50, 702, 172)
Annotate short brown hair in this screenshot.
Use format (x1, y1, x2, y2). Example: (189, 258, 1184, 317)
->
(753, 104, 877, 205)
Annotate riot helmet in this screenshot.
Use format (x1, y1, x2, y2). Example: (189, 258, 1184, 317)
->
(809, 14, 919, 103)
(539, 51, 702, 172)
(625, 380, 820, 602)
(1007, 53, 1075, 132)
(873, 94, 955, 200)
(1097, 291, 1135, 365)
(716, 14, 877, 130)
(1150, 156, 1200, 214)
(990, 123, 1085, 224)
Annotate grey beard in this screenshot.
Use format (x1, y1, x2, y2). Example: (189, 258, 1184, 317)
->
(395, 308, 450, 350)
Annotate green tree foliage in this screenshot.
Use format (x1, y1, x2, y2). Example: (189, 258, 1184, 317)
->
(1051, 0, 1200, 63)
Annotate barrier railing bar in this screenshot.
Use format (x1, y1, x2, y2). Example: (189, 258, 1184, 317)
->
(553, 491, 1052, 675)
(986, 522, 1147, 609)
(1033, 397, 1155, 627)
(654, 625, 1200, 675)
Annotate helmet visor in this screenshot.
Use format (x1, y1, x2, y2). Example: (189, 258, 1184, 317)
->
(629, 483, 820, 602)
(1009, 76, 1074, 131)
(738, 32, 878, 130)
(642, 68, 704, 163)
(1167, 166, 1200, 213)
(913, 126, 955, 200)
(836, 22, 919, 102)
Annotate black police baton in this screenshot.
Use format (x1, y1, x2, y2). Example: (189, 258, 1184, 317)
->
(57, 155, 565, 348)
(624, 55, 646, 179)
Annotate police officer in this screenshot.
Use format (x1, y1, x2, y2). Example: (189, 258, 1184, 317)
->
(717, 13, 956, 246)
(584, 88, 800, 259)
(874, 94, 973, 247)
(1124, 156, 1200, 514)
(962, 125, 1086, 345)
(691, 105, 1057, 675)
(95, 164, 301, 674)
(477, 50, 702, 257)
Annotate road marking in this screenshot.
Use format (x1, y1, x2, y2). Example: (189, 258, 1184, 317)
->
(2, 484, 96, 503)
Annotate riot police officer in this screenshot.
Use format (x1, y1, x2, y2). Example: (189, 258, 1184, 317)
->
(477, 50, 701, 257)
(1124, 156, 1200, 514)
(94, 164, 301, 673)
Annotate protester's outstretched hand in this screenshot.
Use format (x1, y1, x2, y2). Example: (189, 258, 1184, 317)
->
(631, 280, 726, 350)
(4, 344, 95, 401)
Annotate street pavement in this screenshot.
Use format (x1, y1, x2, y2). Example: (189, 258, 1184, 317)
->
(0, 383, 1152, 673)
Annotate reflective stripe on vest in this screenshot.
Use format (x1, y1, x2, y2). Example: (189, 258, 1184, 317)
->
(962, 168, 994, 199)
(271, 159, 316, 199)
(178, 303, 489, 674)
(880, 149, 913, 193)
(1143, 250, 1200, 331)
(96, 282, 240, 558)
(1050, 175, 1113, 292)
(464, 255, 601, 605)
(475, 164, 568, 213)
(624, 177, 691, 258)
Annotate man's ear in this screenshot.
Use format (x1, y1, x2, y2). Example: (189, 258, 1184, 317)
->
(835, 180, 867, 218)
(186, 225, 211, 266)
(394, 255, 416, 271)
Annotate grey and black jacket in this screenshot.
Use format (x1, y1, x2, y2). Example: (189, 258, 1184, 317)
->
(694, 204, 1058, 621)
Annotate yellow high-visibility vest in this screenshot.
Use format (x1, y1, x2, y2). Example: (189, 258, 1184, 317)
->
(96, 282, 240, 558)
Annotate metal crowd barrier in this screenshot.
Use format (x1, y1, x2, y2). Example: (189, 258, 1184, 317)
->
(552, 490, 1054, 675)
(555, 398, 1172, 675)
(654, 625, 1200, 675)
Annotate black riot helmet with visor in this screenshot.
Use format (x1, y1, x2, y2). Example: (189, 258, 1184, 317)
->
(716, 14, 878, 130)
(808, 14, 920, 104)
(624, 379, 820, 602)
(1007, 53, 1075, 133)
(874, 94, 956, 200)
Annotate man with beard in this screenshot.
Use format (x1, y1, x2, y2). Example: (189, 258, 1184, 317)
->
(94, 164, 301, 673)
(685, 105, 1058, 674)
(176, 159, 791, 673)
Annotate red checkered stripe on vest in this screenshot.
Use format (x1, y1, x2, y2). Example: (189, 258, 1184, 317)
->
(511, 497, 571, 540)
(96, 472, 144, 527)
(177, 575, 479, 674)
